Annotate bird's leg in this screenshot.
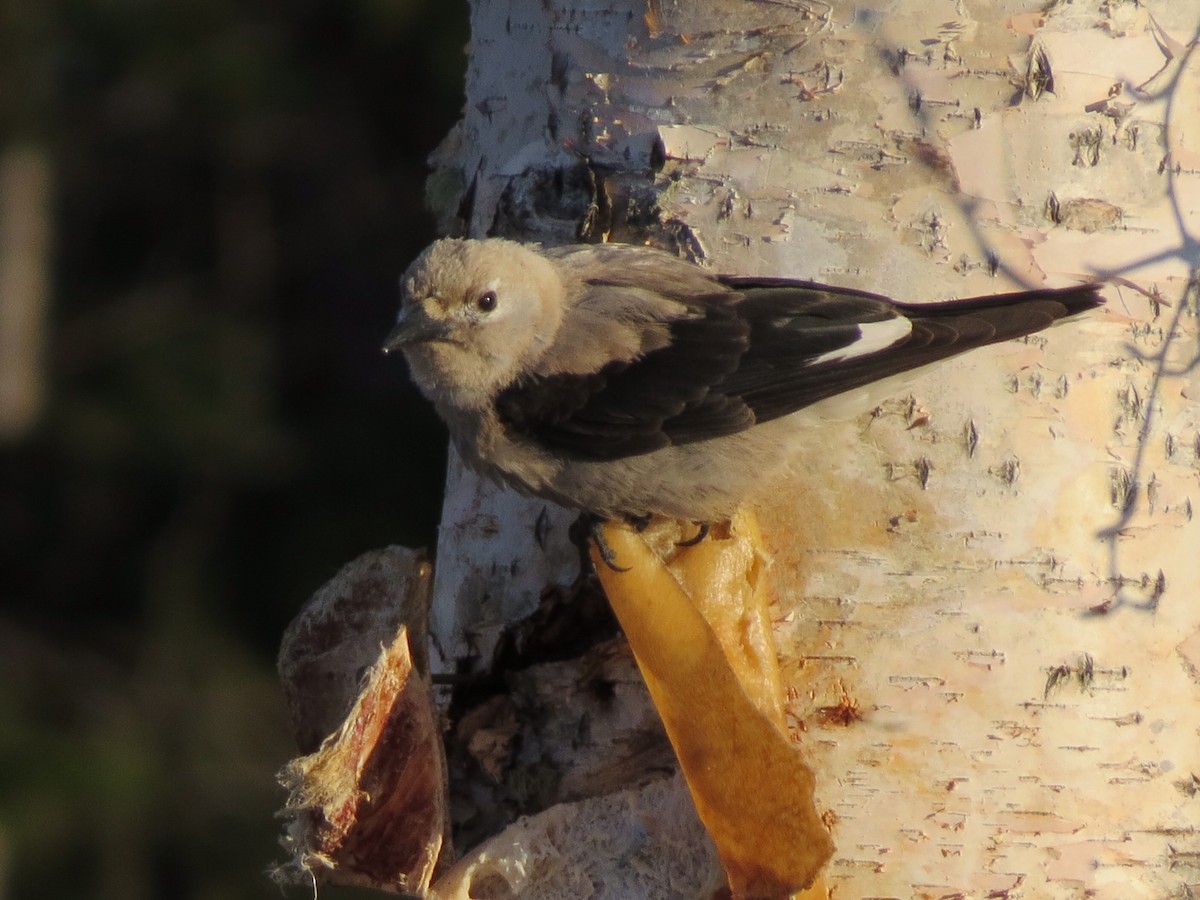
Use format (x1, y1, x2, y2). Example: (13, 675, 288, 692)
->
(567, 513, 596, 577)
(590, 517, 630, 572)
(676, 521, 711, 547)
(569, 512, 630, 574)
(625, 512, 652, 532)
(569, 512, 705, 572)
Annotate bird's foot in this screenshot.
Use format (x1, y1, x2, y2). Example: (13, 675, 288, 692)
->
(676, 521, 710, 547)
(569, 513, 707, 573)
(569, 513, 629, 573)
(625, 512, 652, 532)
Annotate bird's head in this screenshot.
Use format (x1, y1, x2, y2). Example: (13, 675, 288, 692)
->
(384, 238, 566, 411)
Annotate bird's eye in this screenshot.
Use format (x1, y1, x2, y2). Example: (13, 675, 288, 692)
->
(475, 290, 498, 313)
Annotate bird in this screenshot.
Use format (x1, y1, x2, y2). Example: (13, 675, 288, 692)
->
(383, 237, 1102, 525)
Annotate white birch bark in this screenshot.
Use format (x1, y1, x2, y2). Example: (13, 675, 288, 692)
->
(426, 1, 1200, 895)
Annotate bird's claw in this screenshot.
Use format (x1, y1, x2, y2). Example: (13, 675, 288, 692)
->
(569, 513, 708, 572)
(676, 521, 710, 547)
(569, 513, 630, 573)
(590, 524, 630, 572)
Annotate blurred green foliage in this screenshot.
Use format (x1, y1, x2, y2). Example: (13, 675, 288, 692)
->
(0, 0, 467, 896)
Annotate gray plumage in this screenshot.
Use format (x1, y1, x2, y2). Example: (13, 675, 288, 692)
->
(384, 238, 1102, 520)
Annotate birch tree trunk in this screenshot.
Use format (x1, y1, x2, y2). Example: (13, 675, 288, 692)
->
(423, 1, 1200, 896)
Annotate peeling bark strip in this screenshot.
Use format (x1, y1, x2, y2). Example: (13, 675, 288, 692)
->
(592, 514, 833, 898)
(407, 1, 1200, 897)
(275, 548, 450, 895)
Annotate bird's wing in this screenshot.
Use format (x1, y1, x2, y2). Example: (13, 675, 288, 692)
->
(721, 278, 1100, 421)
(494, 282, 755, 459)
(495, 272, 1101, 462)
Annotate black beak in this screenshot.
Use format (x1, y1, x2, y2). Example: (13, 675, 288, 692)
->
(382, 309, 450, 353)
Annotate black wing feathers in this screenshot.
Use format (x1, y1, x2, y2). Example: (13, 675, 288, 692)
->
(495, 279, 1101, 461)
(729, 284, 1100, 425)
(495, 298, 752, 459)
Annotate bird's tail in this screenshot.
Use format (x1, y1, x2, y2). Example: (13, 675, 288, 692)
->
(893, 283, 1104, 346)
(883, 283, 1103, 358)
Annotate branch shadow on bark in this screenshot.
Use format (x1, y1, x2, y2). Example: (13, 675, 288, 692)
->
(889, 19, 1200, 617)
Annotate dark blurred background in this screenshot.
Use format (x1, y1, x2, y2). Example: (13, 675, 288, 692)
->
(0, 1, 466, 896)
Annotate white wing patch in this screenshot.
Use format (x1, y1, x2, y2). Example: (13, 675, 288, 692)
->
(807, 315, 913, 366)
